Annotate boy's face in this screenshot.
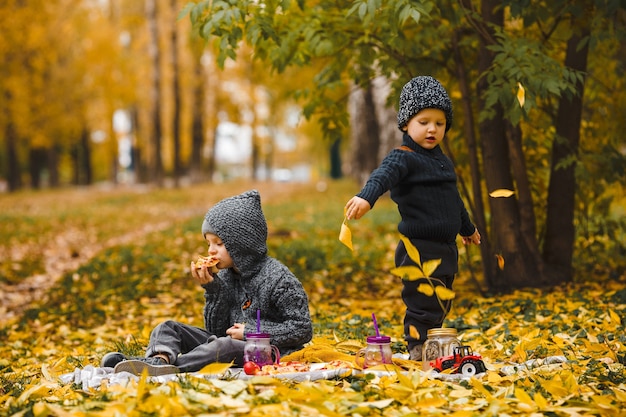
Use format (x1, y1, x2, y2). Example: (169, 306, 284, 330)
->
(204, 233, 234, 270)
(402, 108, 446, 150)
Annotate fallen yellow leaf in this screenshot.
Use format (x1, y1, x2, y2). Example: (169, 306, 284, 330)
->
(608, 309, 622, 325)
(534, 391, 548, 409)
(196, 361, 234, 375)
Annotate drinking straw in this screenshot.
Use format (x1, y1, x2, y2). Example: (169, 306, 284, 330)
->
(257, 309, 261, 333)
(372, 313, 380, 337)
(372, 312, 387, 363)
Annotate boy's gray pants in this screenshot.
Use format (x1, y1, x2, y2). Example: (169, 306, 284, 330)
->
(146, 320, 245, 373)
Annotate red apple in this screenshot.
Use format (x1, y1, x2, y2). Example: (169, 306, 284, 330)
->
(243, 361, 260, 375)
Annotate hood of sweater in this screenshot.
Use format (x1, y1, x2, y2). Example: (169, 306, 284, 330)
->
(201, 190, 268, 280)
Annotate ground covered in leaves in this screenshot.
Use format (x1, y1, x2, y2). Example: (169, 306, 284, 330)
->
(1, 181, 625, 416)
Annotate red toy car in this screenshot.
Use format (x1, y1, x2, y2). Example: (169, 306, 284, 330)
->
(429, 345, 486, 376)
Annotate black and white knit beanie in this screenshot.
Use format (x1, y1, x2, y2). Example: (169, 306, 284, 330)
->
(201, 190, 268, 271)
(397, 76, 453, 132)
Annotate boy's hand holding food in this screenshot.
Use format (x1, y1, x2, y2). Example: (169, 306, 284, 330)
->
(190, 255, 220, 285)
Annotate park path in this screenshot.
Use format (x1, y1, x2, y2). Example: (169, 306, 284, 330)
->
(0, 182, 308, 326)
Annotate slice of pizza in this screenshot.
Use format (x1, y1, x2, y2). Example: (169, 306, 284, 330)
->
(192, 255, 220, 274)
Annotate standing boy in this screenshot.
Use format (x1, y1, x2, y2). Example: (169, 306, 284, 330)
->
(344, 76, 481, 360)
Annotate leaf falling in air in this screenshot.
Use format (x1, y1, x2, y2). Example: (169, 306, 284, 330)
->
(409, 325, 420, 340)
(517, 82, 525, 108)
(496, 254, 505, 270)
(489, 189, 515, 198)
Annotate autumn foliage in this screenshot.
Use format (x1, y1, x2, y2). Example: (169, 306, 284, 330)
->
(1, 181, 625, 416)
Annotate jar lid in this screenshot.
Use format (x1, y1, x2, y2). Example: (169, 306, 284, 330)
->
(427, 327, 458, 337)
(246, 332, 270, 339)
(366, 336, 391, 343)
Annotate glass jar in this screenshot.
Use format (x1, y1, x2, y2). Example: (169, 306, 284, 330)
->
(355, 336, 393, 369)
(244, 333, 280, 366)
(422, 328, 461, 371)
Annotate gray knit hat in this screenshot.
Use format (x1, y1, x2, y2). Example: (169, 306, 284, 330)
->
(201, 190, 268, 274)
(397, 76, 453, 132)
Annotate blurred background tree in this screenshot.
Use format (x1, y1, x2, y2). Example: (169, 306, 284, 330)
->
(0, 0, 318, 190)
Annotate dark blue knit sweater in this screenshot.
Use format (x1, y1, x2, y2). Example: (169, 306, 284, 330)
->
(357, 133, 476, 244)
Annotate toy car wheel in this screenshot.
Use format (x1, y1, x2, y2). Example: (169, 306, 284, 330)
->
(460, 361, 478, 376)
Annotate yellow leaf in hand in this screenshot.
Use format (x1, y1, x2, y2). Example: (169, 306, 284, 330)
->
(339, 218, 353, 251)
(417, 283, 434, 296)
(489, 189, 515, 198)
(435, 286, 456, 300)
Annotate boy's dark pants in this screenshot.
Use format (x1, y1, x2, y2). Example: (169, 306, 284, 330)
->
(395, 238, 458, 351)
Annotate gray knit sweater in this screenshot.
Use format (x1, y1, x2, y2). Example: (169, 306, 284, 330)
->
(200, 190, 313, 354)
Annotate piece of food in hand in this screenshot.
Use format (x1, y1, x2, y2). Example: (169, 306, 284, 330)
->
(193, 255, 220, 273)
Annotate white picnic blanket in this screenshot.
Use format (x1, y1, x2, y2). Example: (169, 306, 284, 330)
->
(59, 363, 352, 390)
(60, 355, 570, 390)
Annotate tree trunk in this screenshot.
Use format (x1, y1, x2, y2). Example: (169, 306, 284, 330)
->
(189, 53, 205, 183)
(130, 106, 147, 183)
(147, 0, 163, 187)
(348, 83, 381, 185)
(370, 76, 399, 160)
(5, 119, 22, 192)
(505, 122, 544, 273)
(451, 28, 492, 288)
(29, 148, 46, 189)
(476, 0, 542, 291)
(543, 18, 591, 282)
(72, 126, 92, 185)
(47, 146, 59, 188)
(329, 139, 342, 179)
(171, 0, 181, 187)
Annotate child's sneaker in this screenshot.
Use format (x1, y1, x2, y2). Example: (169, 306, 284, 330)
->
(101, 352, 127, 368)
(113, 356, 179, 376)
